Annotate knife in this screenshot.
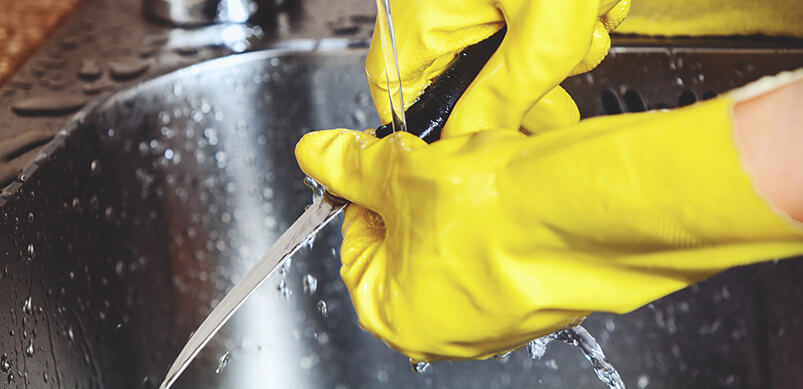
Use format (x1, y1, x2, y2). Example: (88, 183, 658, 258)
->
(158, 27, 505, 389)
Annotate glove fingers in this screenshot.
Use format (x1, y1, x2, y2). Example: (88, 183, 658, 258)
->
(600, 0, 630, 31)
(568, 21, 611, 77)
(520, 86, 581, 134)
(366, 2, 502, 125)
(442, 0, 601, 137)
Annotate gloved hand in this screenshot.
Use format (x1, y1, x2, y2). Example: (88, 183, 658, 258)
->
(366, 0, 630, 136)
(617, 0, 803, 38)
(296, 72, 803, 362)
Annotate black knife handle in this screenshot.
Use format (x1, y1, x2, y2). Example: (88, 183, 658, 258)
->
(375, 27, 506, 144)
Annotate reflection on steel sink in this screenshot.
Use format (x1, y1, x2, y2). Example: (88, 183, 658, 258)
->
(1, 44, 803, 389)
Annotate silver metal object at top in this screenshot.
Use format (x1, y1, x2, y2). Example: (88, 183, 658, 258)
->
(145, 0, 259, 25)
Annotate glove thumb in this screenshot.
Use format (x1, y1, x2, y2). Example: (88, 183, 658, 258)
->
(295, 128, 427, 214)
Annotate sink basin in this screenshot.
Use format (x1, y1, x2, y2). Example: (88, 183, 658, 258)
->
(2, 43, 803, 389)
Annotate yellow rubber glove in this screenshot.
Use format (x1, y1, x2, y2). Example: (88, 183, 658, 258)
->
(296, 71, 803, 362)
(366, 0, 630, 136)
(618, 0, 803, 38)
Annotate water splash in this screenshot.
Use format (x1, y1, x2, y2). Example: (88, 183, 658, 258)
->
(303, 176, 325, 201)
(526, 335, 552, 360)
(532, 326, 625, 389)
(409, 359, 430, 375)
(215, 352, 231, 374)
(492, 351, 512, 360)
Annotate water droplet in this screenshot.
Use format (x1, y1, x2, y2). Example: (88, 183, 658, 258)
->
(27, 212, 33, 222)
(410, 360, 430, 374)
(302, 274, 318, 295)
(25, 339, 34, 357)
(301, 235, 315, 250)
(351, 109, 367, 126)
(1, 353, 11, 372)
(90, 159, 100, 172)
(77, 59, 102, 80)
(82, 79, 116, 95)
(355, 91, 370, 106)
(109, 58, 149, 80)
(279, 258, 292, 276)
(375, 369, 389, 382)
(174, 46, 198, 56)
(304, 176, 326, 199)
(22, 296, 32, 314)
(11, 93, 86, 116)
(27, 243, 34, 257)
(637, 374, 649, 388)
(215, 352, 231, 374)
(299, 353, 319, 369)
(492, 351, 512, 360)
(276, 279, 291, 298)
(544, 359, 558, 370)
(316, 300, 327, 317)
(67, 327, 74, 340)
(669, 55, 684, 70)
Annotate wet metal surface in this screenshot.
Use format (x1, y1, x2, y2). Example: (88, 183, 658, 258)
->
(0, 0, 803, 387)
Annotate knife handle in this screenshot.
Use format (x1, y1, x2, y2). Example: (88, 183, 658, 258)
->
(375, 27, 506, 144)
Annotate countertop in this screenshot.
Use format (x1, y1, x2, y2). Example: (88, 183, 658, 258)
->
(0, 0, 375, 190)
(0, 0, 84, 85)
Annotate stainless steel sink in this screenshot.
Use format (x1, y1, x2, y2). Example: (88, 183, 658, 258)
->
(2, 42, 803, 389)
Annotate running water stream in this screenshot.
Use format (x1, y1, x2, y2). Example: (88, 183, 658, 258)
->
(374, 0, 407, 133)
(528, 326, 625, 389)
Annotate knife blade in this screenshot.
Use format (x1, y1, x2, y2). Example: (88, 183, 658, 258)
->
(158, 192, 347, 389)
